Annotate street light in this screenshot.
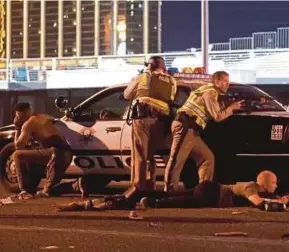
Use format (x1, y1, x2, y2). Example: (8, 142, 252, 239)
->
(201, 0, 209, 73)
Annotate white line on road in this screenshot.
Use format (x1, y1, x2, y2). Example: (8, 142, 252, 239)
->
(0, 224, 288, 247)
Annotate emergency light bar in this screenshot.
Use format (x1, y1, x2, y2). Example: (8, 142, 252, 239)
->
(172, 72, 212, 80)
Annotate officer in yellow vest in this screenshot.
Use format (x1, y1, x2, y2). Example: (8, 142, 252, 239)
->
(164, 71, 244, 193)
(123, 56, 177, 204)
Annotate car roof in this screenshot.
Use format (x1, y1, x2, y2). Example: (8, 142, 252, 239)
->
(74, 73, 247, 110)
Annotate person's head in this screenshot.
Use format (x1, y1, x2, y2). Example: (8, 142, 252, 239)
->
(14, 102, 32, 126)
(145, 56, 166, 72)
(256, 170, 278, 193)
(212, 71, 230, 94)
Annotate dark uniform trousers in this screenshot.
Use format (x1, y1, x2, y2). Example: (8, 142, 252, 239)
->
(13, 147, 73, 194)
(164, 115, 215, 192)
(125, 116, 165, 200)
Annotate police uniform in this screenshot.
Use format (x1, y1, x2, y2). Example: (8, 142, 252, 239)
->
(123, 69, 177, 201)
(164, 83, 234, 192)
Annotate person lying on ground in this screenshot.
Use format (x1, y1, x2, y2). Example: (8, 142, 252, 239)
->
(56, 170, 288, 212)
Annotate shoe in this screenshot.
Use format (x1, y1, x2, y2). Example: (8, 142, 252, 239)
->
(36, 190, 50, 197)
(18, 191, 34, 200)
(139, 197, 157, 208)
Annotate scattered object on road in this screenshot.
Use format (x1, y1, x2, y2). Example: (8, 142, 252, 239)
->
(69, 246, 75, 249)
(232, 211, 247, 215)
(215, 232, 248, 237)
(128, 211, 143, 220)
(0, 197, 15, 205)
(148, 222, 163, 228)
(40, 245, 60, 250)
(281, 234, 289, 241)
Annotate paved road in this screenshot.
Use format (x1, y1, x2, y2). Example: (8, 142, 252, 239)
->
(1, 182, 289, 251)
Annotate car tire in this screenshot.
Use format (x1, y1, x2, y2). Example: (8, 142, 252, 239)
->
(0, 142, 20, 193)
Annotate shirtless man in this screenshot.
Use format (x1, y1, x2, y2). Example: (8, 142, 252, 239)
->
(12, 102, 73, 199)
(56, 170, 289, 212)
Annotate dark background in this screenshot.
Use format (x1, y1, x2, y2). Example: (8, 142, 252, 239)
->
(162, 1, 289, 51)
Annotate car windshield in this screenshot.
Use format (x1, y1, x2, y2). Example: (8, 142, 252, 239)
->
(220, 84, 285, 112)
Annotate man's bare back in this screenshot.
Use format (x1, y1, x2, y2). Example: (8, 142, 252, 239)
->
(15, 114, 61, 149)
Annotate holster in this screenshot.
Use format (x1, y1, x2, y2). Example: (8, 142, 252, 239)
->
(175, 112, 203, 134)
(131, 101, 164, 120)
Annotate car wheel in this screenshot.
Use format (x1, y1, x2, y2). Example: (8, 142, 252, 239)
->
(0, 142, 20, 193)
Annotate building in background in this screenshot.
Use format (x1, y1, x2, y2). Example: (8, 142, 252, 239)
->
(1, 0, 162, 59)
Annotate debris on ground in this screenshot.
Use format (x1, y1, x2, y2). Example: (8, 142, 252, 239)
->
(148, 222, 163, 228)
(0, 197, 15, 205)
(40, 245, 60, 250)
(232, 211, 247, 215)
(215, 232, 248, 237)
(128, 210, 144, 220)
(281, 234, 289, 241)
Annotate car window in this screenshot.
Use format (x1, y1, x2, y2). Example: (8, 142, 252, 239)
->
(74, 87, 129, 121)
(219, 84, 285, 112)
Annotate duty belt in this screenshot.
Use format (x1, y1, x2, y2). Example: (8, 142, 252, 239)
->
(183, 101, 209, 124)
(175, 112, 203, 133)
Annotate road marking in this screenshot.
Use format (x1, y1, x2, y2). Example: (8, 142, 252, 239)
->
(0, 224, 288, 246)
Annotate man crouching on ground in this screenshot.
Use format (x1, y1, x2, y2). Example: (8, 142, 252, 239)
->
(57, 170, 288, 212)
(13, 102, 73, 199)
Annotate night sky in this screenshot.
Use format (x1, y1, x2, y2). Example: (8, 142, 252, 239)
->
(162, 1, 289, 52)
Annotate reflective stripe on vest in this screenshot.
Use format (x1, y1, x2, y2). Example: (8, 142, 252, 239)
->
(179, 84, 219, 129)
(138, 96, 170, 115)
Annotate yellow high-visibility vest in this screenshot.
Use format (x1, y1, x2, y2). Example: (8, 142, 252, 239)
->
(178, 84, 221, 129)
(136, 72, 175, 115)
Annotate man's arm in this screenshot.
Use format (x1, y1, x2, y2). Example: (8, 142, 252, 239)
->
(202, 91, 244, 122)
(248, 194, 285, 211)
(202, 90, 234, 122)
(123, 75, 141, 100)
(15, 122, 32, 150)
(170, 76, 178, 102)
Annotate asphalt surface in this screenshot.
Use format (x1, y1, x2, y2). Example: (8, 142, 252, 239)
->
(1, 182, 289, 252)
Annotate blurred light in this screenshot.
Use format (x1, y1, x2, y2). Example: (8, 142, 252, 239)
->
(73, 47, 76, 52)
(38, 29, 41, 34)
(54, 49, 57, 53)
(73, 7, 76, 12)
(130, 11, 134, 16)
(130, 37, 134, 42)
(138, 24, 141, 27)
(117, 22, 126, 32)
(130, 4, 134, 9)
(65, 49, 68, 53)
(29, 23, 32, 28)
(53, 22, 57, 28)
(138, 3, 142, 8)
(154, 26, 157, 30)
(82, 7, 85, 11)
(19, 32, 23, 36)
(108, 19, 111, 24)
(73, 20, 77, 26)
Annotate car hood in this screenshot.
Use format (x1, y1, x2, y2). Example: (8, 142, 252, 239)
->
(236, 111, 289, 118)
(0, 124, 15, 132)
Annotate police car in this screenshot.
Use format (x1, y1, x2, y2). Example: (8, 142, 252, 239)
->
(1, 70, 289, 193)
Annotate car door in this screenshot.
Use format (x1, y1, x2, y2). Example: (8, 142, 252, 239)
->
(120, 86, 191, 177)
(55, 87, 130, 176)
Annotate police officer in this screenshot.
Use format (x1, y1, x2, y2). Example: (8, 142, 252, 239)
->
(164, 71, 244, 193)
(123, 56, 177, 204)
